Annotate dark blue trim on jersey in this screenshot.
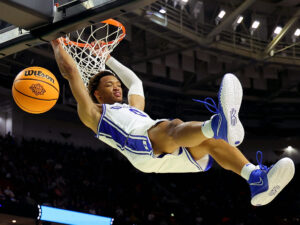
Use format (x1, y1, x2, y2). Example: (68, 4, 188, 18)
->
(100, 119, 128, 147)
(96, 104, 107, 139)
(97, 115, 152, 154)
(102, 116, 153, 151)
(157, 153, 166, 158)
(157, 148, 183, 158)
(204, 155, 214, 171)
(182, 147, 203, 171)
(98, 133, 151, 155)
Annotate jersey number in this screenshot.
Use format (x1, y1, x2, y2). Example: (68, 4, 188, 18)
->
(129, 108, 147, 117)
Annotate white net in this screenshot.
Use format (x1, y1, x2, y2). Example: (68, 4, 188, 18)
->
(60, 19, 125, 86)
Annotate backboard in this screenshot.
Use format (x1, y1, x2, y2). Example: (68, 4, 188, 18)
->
(0, 0, 157, 58)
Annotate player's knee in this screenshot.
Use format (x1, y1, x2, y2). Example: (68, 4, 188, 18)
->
(201, 138, 226, 154)
(157, 119, 184, 149)
(170, 118, 184, 125)
(166, 119, 184, 137)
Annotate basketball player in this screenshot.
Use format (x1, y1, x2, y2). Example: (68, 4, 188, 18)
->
(51, 39, 294, 206)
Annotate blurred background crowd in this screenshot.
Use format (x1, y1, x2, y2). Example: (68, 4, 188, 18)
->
(0, 133, 299, 225)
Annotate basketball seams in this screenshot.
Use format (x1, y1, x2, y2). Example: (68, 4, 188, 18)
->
(14, 78, 59, 93)
(13, 85, 58, 101)
(12, 90, 51, 114)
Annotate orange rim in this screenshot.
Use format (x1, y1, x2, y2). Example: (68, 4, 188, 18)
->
(61, 19, 126, 47)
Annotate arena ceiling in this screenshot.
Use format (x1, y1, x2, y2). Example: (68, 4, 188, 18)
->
(0, 0, 300, 133)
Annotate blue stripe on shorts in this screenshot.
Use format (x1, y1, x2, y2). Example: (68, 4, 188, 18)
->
(98, 116, 152, 155)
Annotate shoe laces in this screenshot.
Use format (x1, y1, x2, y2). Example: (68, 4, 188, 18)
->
(193, 97, 219, 114)
(256, 151, 272, 172)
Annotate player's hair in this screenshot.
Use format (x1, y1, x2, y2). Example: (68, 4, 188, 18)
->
(88, 70, 116, 103)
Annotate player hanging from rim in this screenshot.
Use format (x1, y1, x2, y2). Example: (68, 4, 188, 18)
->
(51, 38, 294, 206)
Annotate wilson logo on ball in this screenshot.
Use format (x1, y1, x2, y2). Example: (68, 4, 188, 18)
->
(25, 70, 55, 84)
(30, 83, 46, 96)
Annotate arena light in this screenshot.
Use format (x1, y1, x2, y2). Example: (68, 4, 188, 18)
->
(159, 7, 166, 14)
(217, 10, 226, 19)
(294, 28, 300, 36)
(181, 0, 189, 3)
(284, 146, 296, 154)
(250, 20, 260, 35)
(215, 10, 226, 24)
(237, 16, 243, 24)
(292, 28, 300, 42)
(251, 20, 260, 29)
(146, 10, 168, 26)
(273, 26, 282, 35)
(233, 15, 243, 30)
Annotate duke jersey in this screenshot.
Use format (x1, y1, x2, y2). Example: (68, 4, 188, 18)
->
(96, 103, 213, 173)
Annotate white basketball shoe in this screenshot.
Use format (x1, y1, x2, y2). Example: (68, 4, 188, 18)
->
(248, 151, 295, 206)
(194, 73, 244, 146)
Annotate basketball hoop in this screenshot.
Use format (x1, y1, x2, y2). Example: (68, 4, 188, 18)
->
(60, 19, 126, 86)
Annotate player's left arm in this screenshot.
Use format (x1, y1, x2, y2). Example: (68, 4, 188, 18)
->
(106, 56, 145, 111)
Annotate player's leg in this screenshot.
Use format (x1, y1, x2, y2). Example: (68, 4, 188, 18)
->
(148, 119, 209, 155)
(187, 139, 294, 206)
(150, 121, 250, 175)
(150, 123, 295, 206)
(149, 73, 244, 154)
(149, 119, 295, 206)
(149, 72, 294, 206)
(149, 118, 247, 173)
(188, 138, 249, 175)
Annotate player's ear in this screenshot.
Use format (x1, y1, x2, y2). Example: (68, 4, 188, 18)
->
(94, 90, 99, 97)
(94, 90, 102, 102)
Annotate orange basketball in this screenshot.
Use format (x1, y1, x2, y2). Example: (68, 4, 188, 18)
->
(12, 67, 60, 114)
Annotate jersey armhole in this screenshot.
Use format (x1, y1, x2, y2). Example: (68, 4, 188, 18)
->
(95, 104, 107, 138)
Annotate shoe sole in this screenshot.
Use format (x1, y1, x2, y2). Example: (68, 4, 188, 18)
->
(218, 73, 244, 146)
(251, 157, 295, 206)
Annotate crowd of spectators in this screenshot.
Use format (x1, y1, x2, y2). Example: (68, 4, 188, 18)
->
(0, 133, 299, 225)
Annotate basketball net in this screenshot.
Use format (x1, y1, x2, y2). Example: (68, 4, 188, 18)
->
(60, 19, 126, 86)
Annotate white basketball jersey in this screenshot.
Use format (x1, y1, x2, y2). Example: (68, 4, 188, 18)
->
(95, 103, 212, 173)
(96, 103, 164, 154)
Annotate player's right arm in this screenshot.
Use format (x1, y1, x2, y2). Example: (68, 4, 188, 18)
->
(106, 56, 145, 111)
(92, 41, 145, 111)
(51, 39, 101, 133)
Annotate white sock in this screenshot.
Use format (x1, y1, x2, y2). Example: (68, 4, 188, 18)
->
(201, 120, 214, 138)
(241, 163, 256, 180)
